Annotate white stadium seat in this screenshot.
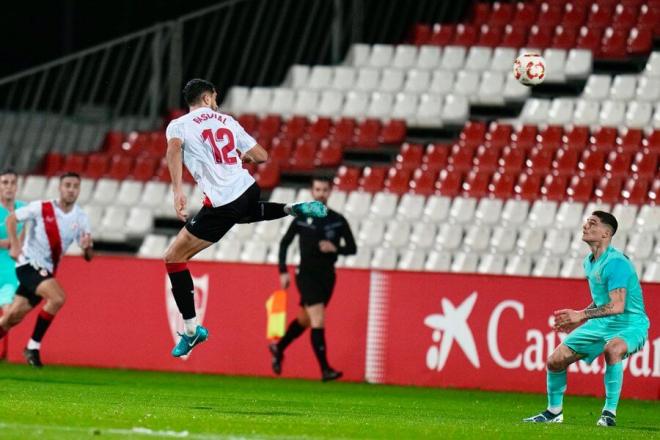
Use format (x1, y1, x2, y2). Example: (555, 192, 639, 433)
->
(560, 258, 584, 279)
(345, 43, 370, 67)
(555, 201, 585, 230)
(528, 200, 558, 229)
(611, 203, 638, 232)
(396, 193, 425, 220)
(316, 90, 343, 117)
(269, 187, 296, 205)
(416, 45, 442, 69)
(442, 94, 469, 125)
(245, 87, 272, 114)
(391, 93, 418, 124)
(368, 44, 394, 68)
(520, 99, 551, 124)
(126, 207, 153, 236)
(424, 195, 451, 222)
(240, 241, 268, 263)
(610, 75, 637, 101)
(91, 178, 120, 206)
(140, 181, 168, 211)
(255, 218, 286, 244)
(451, 251, 479, 273)
(100, 206, 128, 241)
(643, 262, 660, 283)
(425, 250, 452, 272)
(429, 70, 455, 95)
(454, 71, 480, 100)
(392, 45, 418, 69)
(398, 249, 426, 271)
(404, 69, 431, 93)
(490, 47, 517, 72)
(643, 51, 660, 76)
(269, 88, 295, 115)
(501, 199, 529, 225)
(327, 190, 347, 212)
(366, 92, 394, 119)
(449, 197, 477, 224)
(283, 65, 309, 89)
(532, 256, 561, 277)
(635, 76, 660, 102)
(636, 205, 659, 231)
(342, 91, 370, 118)
(543, 48, 567, 82)
(516, 227, 545, 254)
(543, 229, 571, 255)
(464, 46, 492, 71)
(116, 180, 143, 206)
(474, 197, 503, 225)
(371, 247, 398, 270)
(307, 66, 333, 90)
(344, 191, 372, 219)
(505, 254, 533, 276)
(345, 246, 372, 268)
(359, 218, 386, 247)
(573, 99, 600, 126)
(384, 219, 411, 248)
(440, 46, 466, 71)
(626, 233, 653, 260)
(370, 192, 398, 219)
(583, 75, 611, 101)
(565, 49, 592, 79)
(463, 225, 491, 252)
(490, 226, 517, 253)
(138, 234, 168, 259)
(599, 100, 626, 127)
(356, 68, 381, 92)
(478, 71, 505, 105)
(84, 205, 104, 233)
(222, 86, 250, 113)
(547, 98, 575, 125)
(625, 101, 652, 128)
(292, 90, 319, 115)
(435, 223, 463, 251)
(416, 93, 444, 127)
(503, 74, 531, 101)
(20, 175, 47, 201)
(477, 253, 505, 275)
(44, 176, 61, 200)
(380, 68, 406, 92)
(216, 239, 241, 262)
(410, 222, 437, 249)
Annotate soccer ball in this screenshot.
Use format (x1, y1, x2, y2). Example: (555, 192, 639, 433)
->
(513, 53, 546, 86)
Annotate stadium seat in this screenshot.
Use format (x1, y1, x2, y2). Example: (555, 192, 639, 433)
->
(416, 93, 444, 128)
(343, 91, 370, 118)
(396, 193, 426, 221)
(543, 49, 567, 82)
(116, 180, 143, 206)
(552, 26, 578, 50)
(354, 119, 381, 148)
(532, 256, 561, 277)
(555, 201, 585, 230)
(283, 65, 309, 89)
(453, 24, 479, 46)
(594, 174, 623, 203)
(240, 241, 268, 263)
(245, 88, 272, 114)
(635, 76, 660, 102)
(355, 67, 380, 92)
(617, 127, 643, 152)
(380, 68, 406, 92)
(512, 2, 538, 26)
(371, 247, 398, 270)
(126, 207, 153, 237)
(138, 234, 168, 258)
(391, 93, 418, 124)
(359, 167, 387, 193)
(477, 24, 503, 48)
(540, 174, 568, 201)
(254, 162, 280, 189)
(516, 227, 545, 254)
(435, 223, 463, 251)
(380, 119, 407, 144)
(440, 46, 466, 71)
(501, 24, 528, 48)
(621, 177, 649, 204)
(270, 88, 295, 115)
(520, 99, 551, 124)
(505, 255, 533, 276)
(490, 2, 515, 27)
(359, 218, 386, 247)
(490, 225, 517, 253)
(462, 170, 490, 198)
(370, 192, 398, 219)
(464, 46, 493, 71)
(578, 147, 606, 177)
(560, 258, 585, 279)
(425, 250, 452, 272)
(391, 45, 418, 69)
(552, 148, 579, 175)
(430, 24, 455, 46)
(577, 26, 604, 53)
(473, 145, 499, 172)
(489, 170, 516, 198)
(409, 222, 437, 250)
(416, 45, 442, 69)
(366, 92, 394, 119)
(449, 196, 477, 224)
(565, 49, 593, 79)
(384, 219, 412, 248)
(368, 44, 394, 67)
(537, 2, 563, 27)
(423, 195, 451, 222)
(398, 249, 426, 271)
(501, 198, 529, 225)
(344, 191, 372, 219)
(514, 171, 542, 201)
(625, 101, 653, 128)
(463, 224, 491, 252)
(527, 24, 554, 49)
(636, 205, 660, 231)
(451, 251, 479, 273)
(474, 197, 503, 225)
(600, 27, 629, 59)
(631, 149, 658, 177)
(528, 200, 558, 229)
(90, 178, 119, 206)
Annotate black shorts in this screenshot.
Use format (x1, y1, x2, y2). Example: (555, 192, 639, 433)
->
(185, 182, 262, 243)
(295, 269, 336, 306)
(15, 264, 52, 307)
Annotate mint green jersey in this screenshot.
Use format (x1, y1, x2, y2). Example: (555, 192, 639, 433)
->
(0, 200, 27, 287)
(582, 245, 649, 327)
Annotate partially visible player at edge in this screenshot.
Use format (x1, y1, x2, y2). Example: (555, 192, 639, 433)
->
(524, 211, 649, 427)
(164, 78, 327, 358)
(0, 168, 27, 358)
(0, 172, 93, 367)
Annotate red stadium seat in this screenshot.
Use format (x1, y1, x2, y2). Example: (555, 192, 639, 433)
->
(612, 4, 640, 30)
(354, 119, 381, 148)
(473, 146, 500, 172)
(453, 24, 479, 46)
(315, 140, 343, 167)
(289, 139, 317, 170)
(537, 2, 563, 27)
(590, 127, 618, 151)
(332, 118, 356, 146)
(621, 176, 649, 204)
(132, 155, 158, 181)
(562, 126, 590, 150)
(164, 108, 185, 126)
(448, 144, 475, 172)
(435, 167, 463, 197)
(258, 115, 281, 140)
(566, 174, 595, 202)
(384, 167, 412, 195)
(396, 143, 424, 171)
(594, 174, 623, 203)
(552, 147, 579, 175)
(360, 167, 387, 193)
(423, 143, 449, 172)
(281, 116, 308, 140)
(411, 24, 432, 45)
(514, 171, 542, 201)
(600, 27, 628, 59)
(102, 131, 125, 154)
(125, 131, 150, 156)
(462, 169, 490, 198)
(237, 114, 259, 135)
(334, 166, 360, 191)
(617, 128, 643, 152)
(308, 117, 332, 141)
(501, 24, 528, 48)
(576, 26, 604, 53)
(537, 125, 564, 150)
(255, 162, 280, 189)
(430, 24, 455, 46)
(627, 27, 653, 55)
(604, 150, 633, 177)
(489, 170, 516, 199)
(409, 168, 438, 196)
(42, 153, 64, 176)
(512, 2, 538, 26)
(154, 159, 171, 183)
(647, 179, 660, 203)
(630, 149, 658, 178)
(484, 122, 512, 149)
(637, 5, 660, 35)
(144, 131, 167, 157)
(471, 2, 492, 26)
(540, 173, 568, 201)
(561, 3, 588, 27)
(526, 147, 554, 173)
(489, 2, 515, 27)
(269, 138, 293, 167)
(460, 120, 487, 148)
(84, 153, 109, 179)
(578, 147, 606, 177)
(587, 4, 615, 29)
(645, 130, 660, 152)
(552, 26, 579, 49)
(527, 24, 554, 49)
(498, 146, 525, 173)
(62, 154, 87, 175)
(477, 24, 503, 47)
(511, 125, 537, 151)
(107, 155, 134, 180)
(380, 119, 407, 144)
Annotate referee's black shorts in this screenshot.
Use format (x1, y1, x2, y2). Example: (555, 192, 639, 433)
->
(295, 269, 336, 307)
(15, 264, 52, 307)
(185, 182, 261, 243)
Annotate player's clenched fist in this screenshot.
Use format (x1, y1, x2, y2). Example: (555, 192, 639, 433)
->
(173, 191, 188, 222)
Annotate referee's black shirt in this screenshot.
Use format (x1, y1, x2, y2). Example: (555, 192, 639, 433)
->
(278, 208, 357, 274)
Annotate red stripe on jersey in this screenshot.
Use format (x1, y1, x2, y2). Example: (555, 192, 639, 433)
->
(41, 201, 62, 275)
(203, 194, 213, 207)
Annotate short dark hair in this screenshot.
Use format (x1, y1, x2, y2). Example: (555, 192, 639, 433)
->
(182, 79, 216, 106)
(311, 176, 333, 187)
(0, 167, 17, 177)
(592, 210, 618, 236)
(60, 171, 81, 182)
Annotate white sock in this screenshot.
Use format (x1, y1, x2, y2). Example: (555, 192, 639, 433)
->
(183, 318, 197, 336)
(547, 406, 562, 415)
(283, 204, 293, 215)
(27, 339, 41, 350)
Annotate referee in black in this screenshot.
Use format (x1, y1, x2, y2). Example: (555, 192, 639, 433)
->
(270, 177, 357, 381)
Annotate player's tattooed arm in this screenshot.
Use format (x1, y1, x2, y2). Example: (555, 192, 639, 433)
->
(582, 288, 626, 320)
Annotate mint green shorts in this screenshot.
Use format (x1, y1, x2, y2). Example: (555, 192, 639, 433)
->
(563, 319, 649, 364)
(0, 283, 18, 306)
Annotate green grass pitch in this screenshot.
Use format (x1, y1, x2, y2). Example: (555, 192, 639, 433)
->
(0, 363, 658, 439)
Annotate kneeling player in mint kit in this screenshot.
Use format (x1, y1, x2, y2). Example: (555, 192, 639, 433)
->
(0, 172, 94, 367)
(524, 211, 649, 427)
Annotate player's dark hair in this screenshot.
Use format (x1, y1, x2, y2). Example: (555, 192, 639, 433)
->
(311, 176, 333, 187)
(182, 79, 216, 106)
(60, 171, 81, 182)
(592, 210, 618, 236)
(0, 167, 17, 177)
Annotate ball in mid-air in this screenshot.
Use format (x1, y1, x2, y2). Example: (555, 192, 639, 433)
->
(513, 53, 546, 86)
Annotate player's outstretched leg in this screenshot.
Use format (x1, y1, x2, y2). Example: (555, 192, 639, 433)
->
(287, 201, 327, 218)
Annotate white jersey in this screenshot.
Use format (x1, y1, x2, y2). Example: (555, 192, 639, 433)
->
(165, 108, 257, 207)
(14, 200, 91, 273)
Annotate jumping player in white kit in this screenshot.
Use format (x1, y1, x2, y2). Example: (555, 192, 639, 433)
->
(0, 172, 93, 367)
(164, 79, 327, 358)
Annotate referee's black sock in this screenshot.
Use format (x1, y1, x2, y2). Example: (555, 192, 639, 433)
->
(166, 263, 196, 320)
(311, 328, 330, 371)
(277, 319, 306, 352)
